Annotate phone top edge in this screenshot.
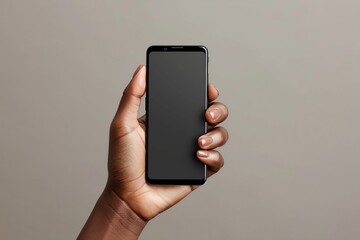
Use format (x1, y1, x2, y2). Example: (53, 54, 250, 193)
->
(147, 45, 208, 53)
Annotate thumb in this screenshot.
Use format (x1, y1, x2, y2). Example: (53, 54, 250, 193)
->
(115, 65, 146, 122)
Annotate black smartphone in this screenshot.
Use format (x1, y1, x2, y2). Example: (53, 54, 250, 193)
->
(145, 45, 208, 185)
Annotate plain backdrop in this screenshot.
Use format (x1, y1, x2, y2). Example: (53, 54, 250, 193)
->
(1, 1, 360, 239)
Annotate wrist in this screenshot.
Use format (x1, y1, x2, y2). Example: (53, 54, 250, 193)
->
(77, 187, 147, 240)
(101, 187, 148, 237)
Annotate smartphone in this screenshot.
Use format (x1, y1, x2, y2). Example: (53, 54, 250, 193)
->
(146, 45, 208, 185)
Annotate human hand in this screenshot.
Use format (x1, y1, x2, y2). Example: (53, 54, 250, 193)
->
(78, 65, 229, 240)
(106, 65, 229, 220)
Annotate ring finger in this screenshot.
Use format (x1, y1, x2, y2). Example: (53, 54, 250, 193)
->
(198, 127, 229, 150)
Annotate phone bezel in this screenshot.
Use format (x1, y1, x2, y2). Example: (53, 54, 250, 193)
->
(145, 45, 208, 185)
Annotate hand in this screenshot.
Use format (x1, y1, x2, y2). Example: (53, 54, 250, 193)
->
(107, 65, 229, 220)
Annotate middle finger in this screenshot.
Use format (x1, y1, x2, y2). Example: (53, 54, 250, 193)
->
(205, 102, 229, 126)
(198, 126, 229, 150)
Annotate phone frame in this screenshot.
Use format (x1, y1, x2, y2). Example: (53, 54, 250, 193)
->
(145, 45, 209, 185)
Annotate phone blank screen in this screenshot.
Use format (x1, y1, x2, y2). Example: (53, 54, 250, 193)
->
(147, 50, 207, 181)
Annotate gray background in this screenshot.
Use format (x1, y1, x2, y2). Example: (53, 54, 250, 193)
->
(1, 1, 359, 239)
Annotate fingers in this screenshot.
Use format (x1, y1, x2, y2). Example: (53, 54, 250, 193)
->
(208, 84, 219, 102)
(194, 86, 227, 184)
(197, 150, 224, 177)
(198, 127, 229, 150)
(205, 102, 229, 126)
(115, 65, 146, 122)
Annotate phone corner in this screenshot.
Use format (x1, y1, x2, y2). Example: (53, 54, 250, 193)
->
(146, 45, 156, 54)
(194, 173, 207, 185)
(145, 172, 153, 184)
(198, 178, 207, 185)
(198, 45, 208, 55)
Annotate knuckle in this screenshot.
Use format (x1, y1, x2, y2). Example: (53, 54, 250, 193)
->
(219, 153, 225, 168)
(214, 152, 221, 164)
(110, 119, 121, 132)
(217, 127, 229, 142)
(212, 151, 224, 170)
(220, 159, 225, 169)
(222, 104, 229, 117)
(110, 119, 128, 134)
(216, 103, 228, 117)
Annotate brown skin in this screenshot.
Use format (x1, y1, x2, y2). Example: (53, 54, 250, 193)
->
(78, 65, 229, 240)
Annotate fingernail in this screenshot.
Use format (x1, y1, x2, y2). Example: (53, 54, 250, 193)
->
(215, 87, 219, 96)
(209, 109, 221, 121)
(200, 136, 213, 146)
(198, 150, 209, 157)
